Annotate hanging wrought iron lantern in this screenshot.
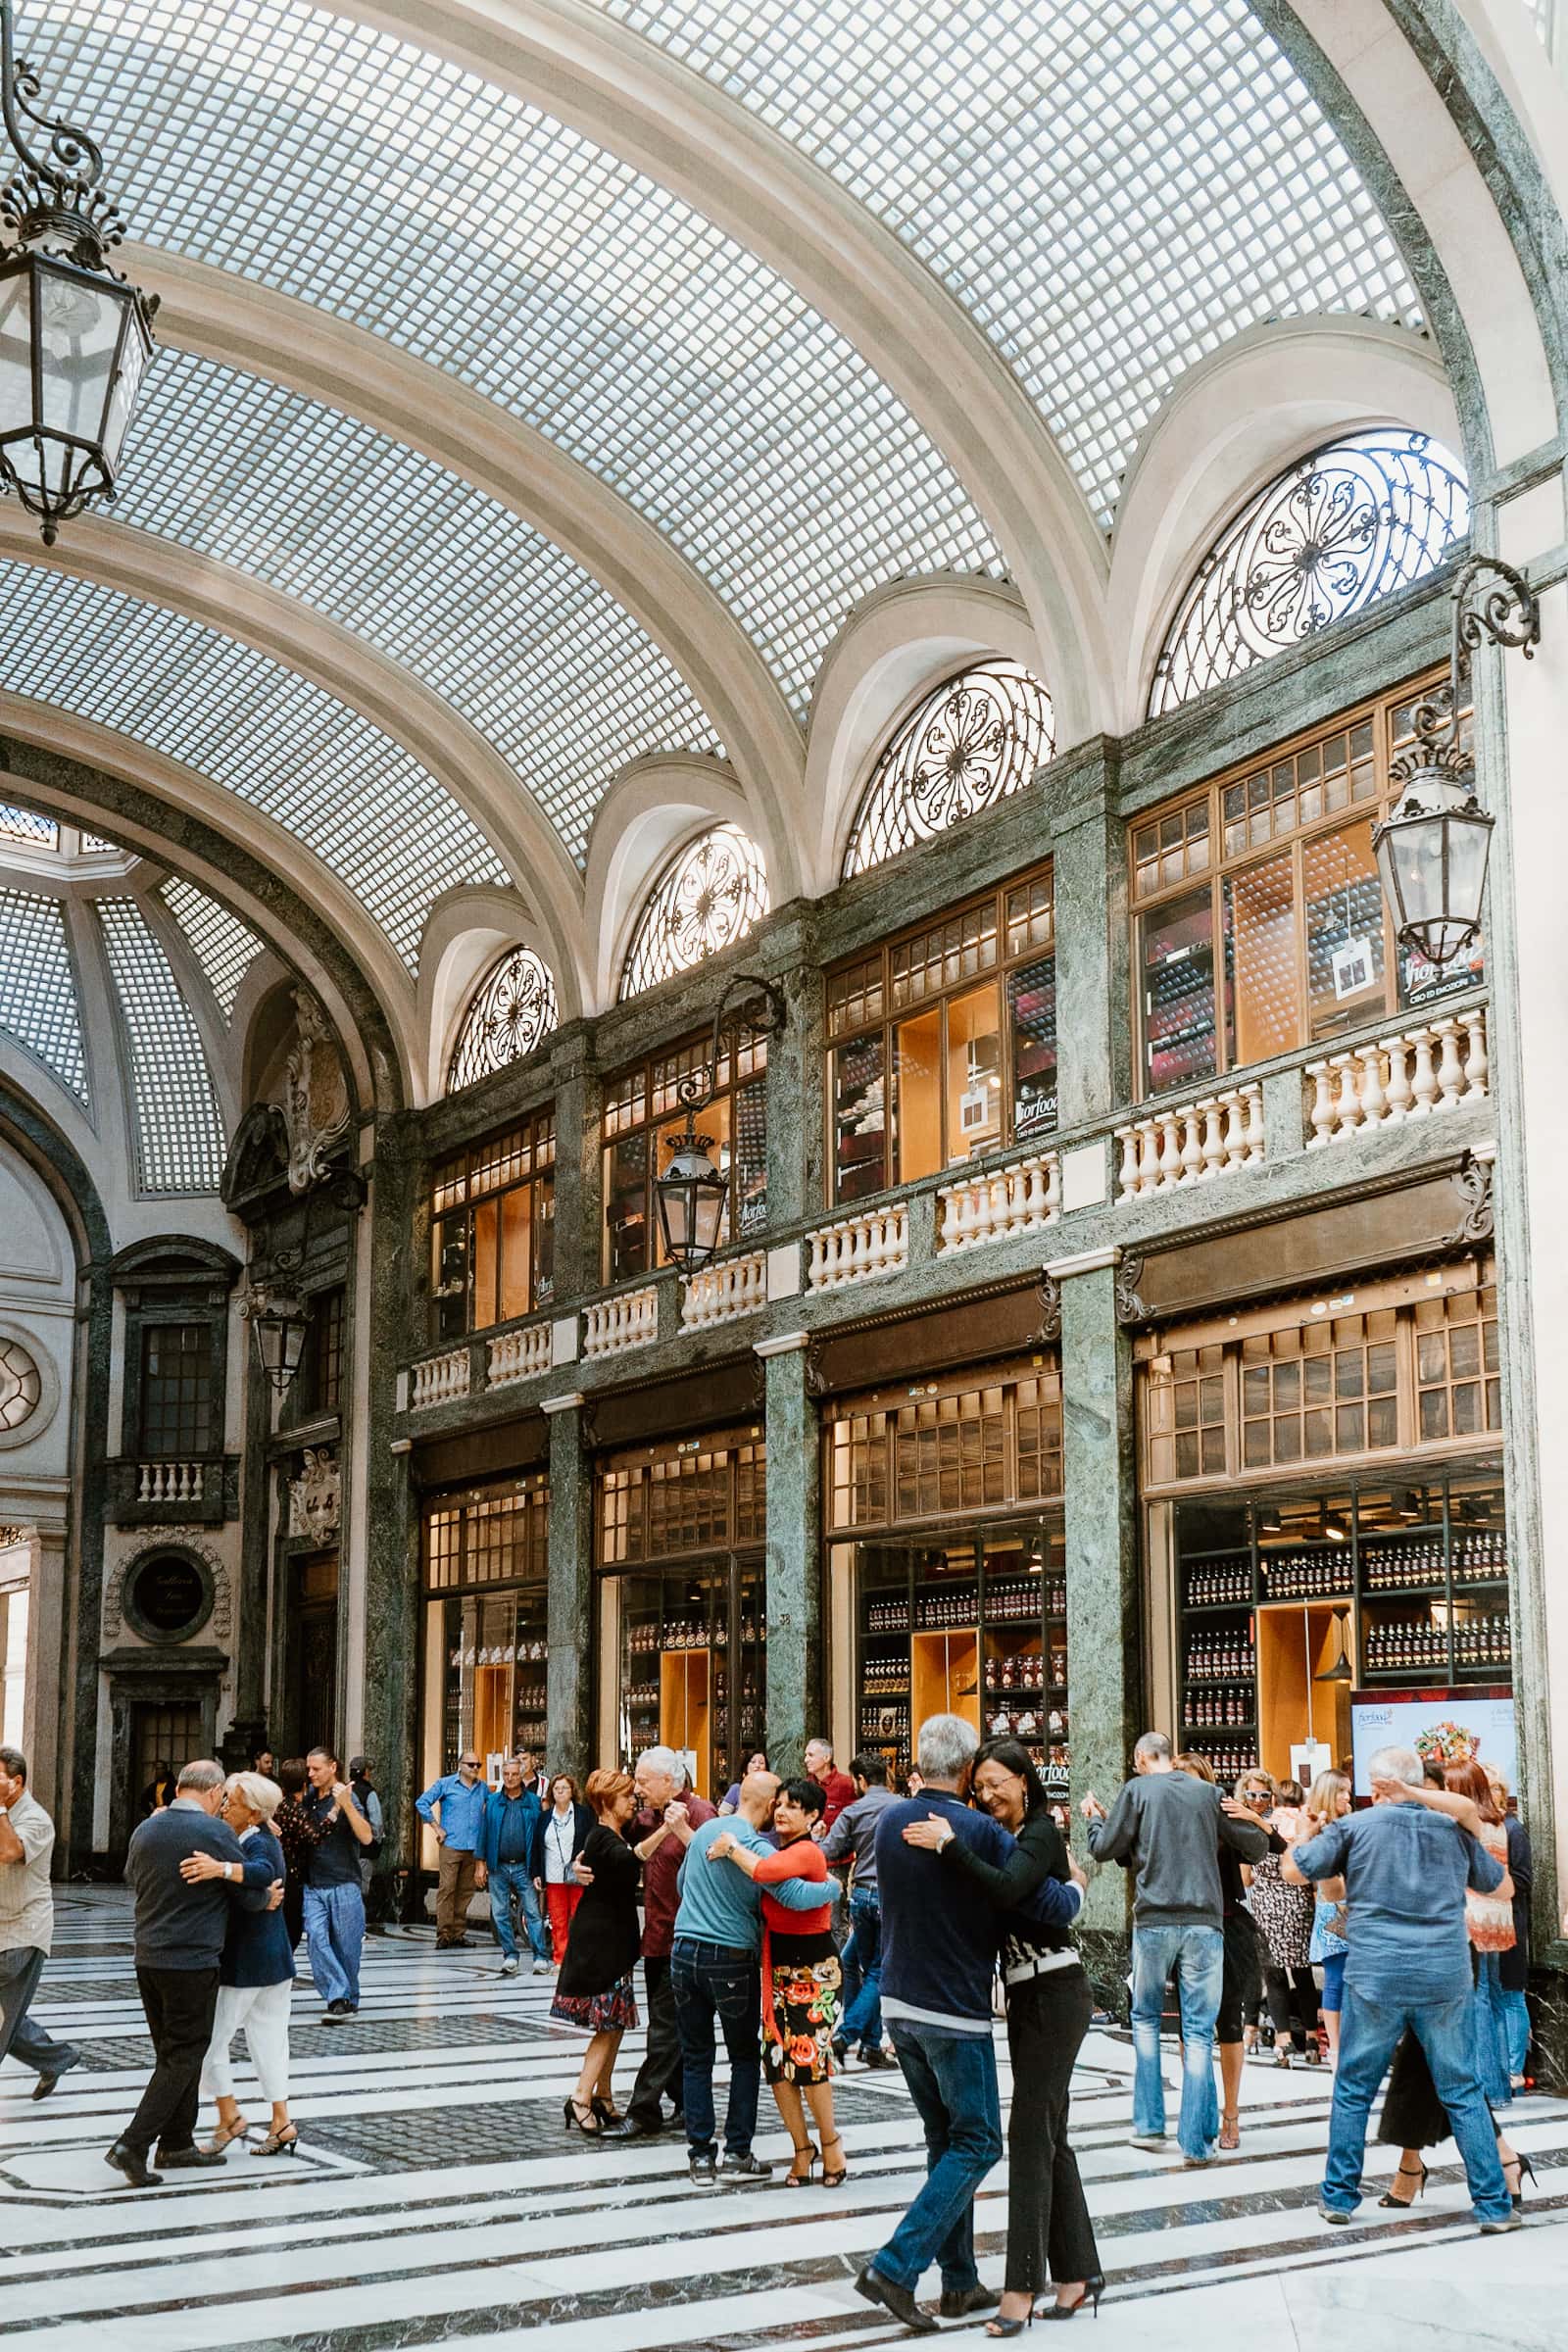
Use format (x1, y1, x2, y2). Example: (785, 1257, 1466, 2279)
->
(653, 973, 786, 1276)
(241, 1272, 311, 1397)
(0, 2, 157, 544)
(1372, 555, 1538, 969)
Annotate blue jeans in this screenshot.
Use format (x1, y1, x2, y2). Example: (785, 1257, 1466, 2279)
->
(671, 1938, 761, 2158)
(840, 1891, 883, 2048)
(872, 2024, 1003, 2295)
(1130, 1923, 1222, 2159)
(1501, 1985, 1532, 2077)
(1323, 1985, 1511, 2223)
(304, 1881, 366, 2007)
(489, 1861, 551, 1962)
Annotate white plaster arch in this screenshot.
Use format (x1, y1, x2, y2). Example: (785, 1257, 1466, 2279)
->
(584, 757, 760, 1012)
(333, 0, 1114, 745)
(1109, 317, 1463, 731)
(0, 703, 401, 1115)
(805, 576, 1045, 893)
(416, 885, 570, 1104)
(0, 1119, 73, 1295)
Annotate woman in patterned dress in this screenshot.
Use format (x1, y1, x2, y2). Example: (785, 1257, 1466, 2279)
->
(1248, 1787, 1321, 2064)
(710, 1777, 848, 2186)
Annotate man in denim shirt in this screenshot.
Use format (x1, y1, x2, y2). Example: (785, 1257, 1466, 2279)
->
(1290, 1743, 1517, 2231)
(416, 1750, 490, 1948)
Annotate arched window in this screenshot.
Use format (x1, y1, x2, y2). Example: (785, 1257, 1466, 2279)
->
(447, 947, 559, 1092)
(843, 659, 1055, 879)
(618, 823, 769, 1001)
(1149, 429, 1469, 716)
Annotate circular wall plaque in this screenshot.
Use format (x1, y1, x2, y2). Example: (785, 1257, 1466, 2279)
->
(123, 1549, 214, 1643)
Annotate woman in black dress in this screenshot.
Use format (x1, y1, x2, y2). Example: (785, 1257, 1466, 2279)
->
(904, 1737, 1101, 2333)
(550, 1767, 641, 2135)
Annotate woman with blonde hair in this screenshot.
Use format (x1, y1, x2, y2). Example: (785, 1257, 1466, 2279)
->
(1303, 1770, 1351, 2062)
(550, 1766, 641, 2133)
(182, 1771, 299, 2155)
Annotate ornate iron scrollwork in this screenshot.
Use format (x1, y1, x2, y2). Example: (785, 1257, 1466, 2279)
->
(619, 824, 770, 1000)
(1027, 1267, 1062, 1347)
(843, 659, 1055, 878)
(448, 947, 558, 1092)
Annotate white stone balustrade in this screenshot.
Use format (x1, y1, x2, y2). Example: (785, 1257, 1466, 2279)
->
(806, 1203, 908, 1290)
(136, 1459, 206, 1504)
(583, 1284, 660, 1357)
(410, 1346, 471, 1408)
(1114, 1084, 1264, 1201)
(486, 1322, 553, 1387)
(1304, 1008, 1489, 1147)
(937, 1150, 1060, 1252)
(681, 1250, 767, 1329)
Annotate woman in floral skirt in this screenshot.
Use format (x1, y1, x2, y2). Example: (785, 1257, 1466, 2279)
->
(710, 1777, 847, 2186)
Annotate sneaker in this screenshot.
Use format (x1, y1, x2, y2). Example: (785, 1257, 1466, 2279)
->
(861, 2045, 897, 2070)
(1130, 2133, 1167, 2151)
(1317, 2200, 1353, 2227)
(321, 2004, 347, 2024)
(717, 2150, 772, 2182)
(498, 1958, 519, 1978)
(531, 1958, 552, 1976)
(689, 2152, 718, 2189)
(1479, 2213, 1523, 2235)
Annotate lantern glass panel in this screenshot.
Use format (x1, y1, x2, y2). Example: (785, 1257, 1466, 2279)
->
(0, 268, 33, 442)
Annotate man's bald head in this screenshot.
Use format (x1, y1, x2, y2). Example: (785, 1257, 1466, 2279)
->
(737, 1770, 781, 1826)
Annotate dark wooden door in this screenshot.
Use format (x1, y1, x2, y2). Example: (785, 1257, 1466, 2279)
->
(286, 1554, 339, 1758)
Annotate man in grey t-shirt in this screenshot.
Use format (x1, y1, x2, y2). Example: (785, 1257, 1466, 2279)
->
(1083, 1731, 1265, 2162)
(0, 1744, 81, 2099)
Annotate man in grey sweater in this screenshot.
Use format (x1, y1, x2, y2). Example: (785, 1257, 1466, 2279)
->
(109, 1758, 282, 2189)
(1083, 1731, 1267, 2163)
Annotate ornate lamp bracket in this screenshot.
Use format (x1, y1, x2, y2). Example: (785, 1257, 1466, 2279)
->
(1403, 555, 1540, 765)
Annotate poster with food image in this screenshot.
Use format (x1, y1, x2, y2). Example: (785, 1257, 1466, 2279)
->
(1348, 1688, 1516, 1796)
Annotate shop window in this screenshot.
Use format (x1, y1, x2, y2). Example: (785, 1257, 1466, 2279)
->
(601, 1027, 768, 1284)
(1240, 1312, 1398, 1469)
(309, 1287, 345, 1416)
(429, 1108, 556, 1341)
(827, 865, 1055, 1203)
(421, 1477, 550, 1778)
(1145, 1346, 1229, 1487)
(826, 1362, 1061, 1535)
(1132, 678, 1479, 1099)
(137, 1322, 216, 1456)
(1414, 1286, 1500, 1444)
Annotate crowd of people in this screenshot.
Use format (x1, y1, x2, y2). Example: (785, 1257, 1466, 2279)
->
(0, 1714, 1553, 2328)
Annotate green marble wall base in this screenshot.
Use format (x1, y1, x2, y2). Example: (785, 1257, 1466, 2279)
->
(1526, 1956, 1568, 2093)
(1075, 1925, 1133, 2023)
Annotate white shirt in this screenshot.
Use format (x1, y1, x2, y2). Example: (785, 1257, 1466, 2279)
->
(0, 1789, 55, 1955)
(544, 1809, 576, 1885)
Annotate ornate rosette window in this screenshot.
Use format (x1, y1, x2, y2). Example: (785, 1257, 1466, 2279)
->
(1149, 431, 1470, 716)
(618, 823, 769, 1001)
(843, 659, 1055, 879)
(0, 1332, 40, 1430)
(447, 946, 559, 1093)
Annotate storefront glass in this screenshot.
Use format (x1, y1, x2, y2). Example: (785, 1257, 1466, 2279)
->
(420, 1473, 550, 1781)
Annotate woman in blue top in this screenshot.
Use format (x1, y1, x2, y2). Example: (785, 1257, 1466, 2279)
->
(184, 1772, 299, 2156)
(1303, 1770, 1351, 2063)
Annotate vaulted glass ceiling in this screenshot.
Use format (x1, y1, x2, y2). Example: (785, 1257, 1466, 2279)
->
(589, 0, 1423, 522)
(0, 888, 88, 1103)
(159, 877, 268, 1022)
(28, 0, 1004, 706)
(96, 896, 227, 1193)
(0, 564, 507, 967)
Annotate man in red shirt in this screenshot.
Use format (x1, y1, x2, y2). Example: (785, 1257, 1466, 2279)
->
(610, 1745, 714, 2138)
(807, 1738, 856, 1830)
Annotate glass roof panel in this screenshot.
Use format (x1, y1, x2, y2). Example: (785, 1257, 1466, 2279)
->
(0, 563, 507, 967)
(95, 897, 226, 1193)
(0, 805, 59, 851)
(0, 887, 88, 1102)
(27, 2, 1004, 704)
(111, 351, 722, 863)
(587, 0, 1423, 524)
(159, 876, 267, 1020)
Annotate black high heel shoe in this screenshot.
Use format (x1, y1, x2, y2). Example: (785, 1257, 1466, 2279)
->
(819, 2131, 848, 2188)
(985, 2309, 1035, 2338)
(591, 2096, 623, 2127)
(1041, 2278, 1104, 2322)
(1377, 2157, 1428, 2207)
(564, 2095, 602, 2134)
(1502, 2150, 1536, 2210)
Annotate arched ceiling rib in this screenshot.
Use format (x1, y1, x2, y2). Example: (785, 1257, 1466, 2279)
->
(29, 0, 1010, 713)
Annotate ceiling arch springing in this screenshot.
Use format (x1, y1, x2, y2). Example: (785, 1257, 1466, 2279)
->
(586, 0, 1424, 525)
(28, 0, 1006, 707)
(0, 563, 508, 967)
(105, 348, 724, 863)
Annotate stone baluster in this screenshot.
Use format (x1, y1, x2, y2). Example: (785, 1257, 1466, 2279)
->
(1199, 1098, 1225, 1177)
(1156, 1114, 1182, 1190)
(1408, 1028, 1440, 1114)
(1137, 1119, 1160, 1196)
(1115, 1126, 1139, 1200)
(1359, 1044, 1388, 1127)
(1305, 1061, 1335, 1148)
(1463, 1008, 1489, 1099)
(1382, 1036, 1412, 1123)
(1433, 1016, 1466, 1109)
(1178, 1106, 1202, 1184)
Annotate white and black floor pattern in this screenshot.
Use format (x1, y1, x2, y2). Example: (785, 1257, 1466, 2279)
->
(1, 1889, 1563, 2351)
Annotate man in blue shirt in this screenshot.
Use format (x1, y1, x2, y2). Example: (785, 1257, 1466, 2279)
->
(416, 1749, 490, 1949)
(670, 1769, 822, 2190)
(1290, 1744, 1517, 2231)
(479, 1756, 551, 1976)
(857, 1714, 1083, 2336)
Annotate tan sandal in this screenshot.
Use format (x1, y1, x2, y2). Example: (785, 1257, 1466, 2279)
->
(1219, 2109, 1241, 2150)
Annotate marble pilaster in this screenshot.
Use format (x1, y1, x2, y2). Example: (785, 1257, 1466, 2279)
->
(757, 1333, 820, 1779)
(548, 1025, 602, 1304)
(544, 1395, 595, 1781)
(1047, 747, 1130, 1130)
(357, 1123, 417, 1871)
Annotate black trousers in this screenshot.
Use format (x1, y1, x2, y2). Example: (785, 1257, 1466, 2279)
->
(627, 1953, 683, 2127)
(124, 1964, 220, 2155)
(1262, 1961, 1319, 2050)
(1004, 1964, 1101, 2295)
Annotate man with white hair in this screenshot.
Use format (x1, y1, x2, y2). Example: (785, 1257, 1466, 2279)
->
(1291, 1742, 1518, 2232)
(608, 1744, 714, 2139)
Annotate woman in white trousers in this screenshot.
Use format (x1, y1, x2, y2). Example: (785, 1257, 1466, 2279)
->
(183, 1771, 299, 2155)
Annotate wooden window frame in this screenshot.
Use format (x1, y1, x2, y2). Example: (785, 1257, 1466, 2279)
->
(430, 1107, 557, 1341)
(600, 1027, 770, 1286)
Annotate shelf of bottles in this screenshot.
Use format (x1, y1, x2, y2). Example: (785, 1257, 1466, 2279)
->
(1174, 1470, 1512, 1774)
(617, 1561, 764, 1799)
(856, 1519, 1068, 1793)
(437, 1585, 550, 1777)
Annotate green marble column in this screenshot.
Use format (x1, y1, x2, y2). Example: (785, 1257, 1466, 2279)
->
(548, 1024, 602, 1302)
(359, 1122, 417, 1872)
(545, 1396, 594, 1780)
(759, 1334, 820, 1780)
(1056, 1250, 1140, 2011)
(759, 903, 822, 1231)
(1047, 749, 1130, 1129)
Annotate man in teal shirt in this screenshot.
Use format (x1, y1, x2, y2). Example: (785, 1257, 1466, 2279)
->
(671, 1771, 821, 2188)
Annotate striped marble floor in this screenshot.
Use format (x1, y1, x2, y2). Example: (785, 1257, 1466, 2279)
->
(1, 1890, 1563, 2351)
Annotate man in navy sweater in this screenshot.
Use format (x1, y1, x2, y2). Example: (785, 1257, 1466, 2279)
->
(856, 1714, 1083, 2335)
(110, 1759, 282, 2189)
